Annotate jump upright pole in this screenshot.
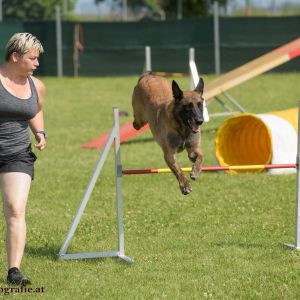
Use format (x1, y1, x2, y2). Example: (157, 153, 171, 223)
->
(285, 101, 300, 250)
(58, 108, 133, 263)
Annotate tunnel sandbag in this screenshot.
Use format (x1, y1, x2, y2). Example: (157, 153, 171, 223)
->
(215, 108, 297, 174)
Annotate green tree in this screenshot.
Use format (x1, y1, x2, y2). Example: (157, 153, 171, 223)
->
(161, 0, 228, 18)
(3, 0, 75, 21)
(94, 0, 227, 19)
(160, 0, 210, 18)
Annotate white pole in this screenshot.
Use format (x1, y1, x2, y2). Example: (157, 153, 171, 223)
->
(122, 0, 127, 21)
(189, 48, 197, 91)
(295, 101, 300, 248)
(63, 0, 68, 15)
(213, 1, 221, 75)
(56, 5, 63, 77)
(114, 108, 133, 264)
(114, 109, 127, 261)
(145, 46, 151, 71)
(0, 0, 3, 22)
(58, 108, 133, 263)
(285, 101, 300, 250)
(59, 127, 117, 256)
(189, 48, 209, 122)
(177, 0, 182, 20)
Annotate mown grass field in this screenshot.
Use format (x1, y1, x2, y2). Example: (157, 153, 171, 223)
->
(0, 73, 300, 299)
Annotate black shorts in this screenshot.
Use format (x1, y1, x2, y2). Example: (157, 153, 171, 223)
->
(0, 146, 37, 180)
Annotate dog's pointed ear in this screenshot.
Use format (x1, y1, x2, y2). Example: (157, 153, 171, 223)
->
(194, 78, 204, 95)
(172, 80, 183, 102)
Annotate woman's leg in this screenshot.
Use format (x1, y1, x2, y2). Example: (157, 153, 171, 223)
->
(0, 172, 31, 269)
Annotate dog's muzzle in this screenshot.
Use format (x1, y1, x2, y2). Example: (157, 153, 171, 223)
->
(189, 118, 203, 133)
(197, 120, 203, 126)
(195, 116, 204, 126)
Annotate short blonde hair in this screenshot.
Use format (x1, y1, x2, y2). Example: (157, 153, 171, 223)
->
(5, 32, 44, 61)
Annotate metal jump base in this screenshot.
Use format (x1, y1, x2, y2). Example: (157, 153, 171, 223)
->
(58, 109, 133, 263)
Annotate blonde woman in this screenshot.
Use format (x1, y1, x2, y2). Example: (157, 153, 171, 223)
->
(0, 33, 46, 286)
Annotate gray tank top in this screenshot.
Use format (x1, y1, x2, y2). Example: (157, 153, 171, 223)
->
(0, 77, 38, 157)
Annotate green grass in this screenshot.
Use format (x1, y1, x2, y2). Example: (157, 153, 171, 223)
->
(1, 73, 300, 299)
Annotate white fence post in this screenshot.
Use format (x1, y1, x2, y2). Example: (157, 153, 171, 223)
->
(213, 1, 221, 75)
(145, 46, 151, 71)
(56, 5, 63, 77)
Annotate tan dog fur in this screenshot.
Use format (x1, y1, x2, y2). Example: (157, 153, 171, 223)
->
(132, 72, 205, 195)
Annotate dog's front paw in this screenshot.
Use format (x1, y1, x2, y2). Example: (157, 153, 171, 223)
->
(180, 181, 192, 195)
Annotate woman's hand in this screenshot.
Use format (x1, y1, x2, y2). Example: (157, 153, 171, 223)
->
(34, 132, 46, 151)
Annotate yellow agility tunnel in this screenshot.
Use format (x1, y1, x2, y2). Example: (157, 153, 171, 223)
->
(215, 108, 298, 174)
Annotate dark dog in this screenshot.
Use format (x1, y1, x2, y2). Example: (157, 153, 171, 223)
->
(132, 72, 204, 195)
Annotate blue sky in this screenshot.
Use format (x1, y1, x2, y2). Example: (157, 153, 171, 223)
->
(75, 0, 111, 15)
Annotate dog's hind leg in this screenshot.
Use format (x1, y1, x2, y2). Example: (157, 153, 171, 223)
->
(163, 150, 192, 195)
(132, 86, 148, 130)
(187, 146, 204, 180)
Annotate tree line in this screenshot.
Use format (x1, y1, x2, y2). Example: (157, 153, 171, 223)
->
(3, 0, 227, 21)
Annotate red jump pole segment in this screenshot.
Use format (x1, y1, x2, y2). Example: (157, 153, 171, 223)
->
(122, 163, 296, 175)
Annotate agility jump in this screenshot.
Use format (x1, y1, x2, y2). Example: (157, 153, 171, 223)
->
(122, 164, 296, 175)
(59, 106, 300, 262)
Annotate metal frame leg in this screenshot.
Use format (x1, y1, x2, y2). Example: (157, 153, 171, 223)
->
(58, 108, 133, 263)
(285, 101, 300, 250)
(114, 108, 134, 264)
(209, 91, 246, 118)
(223, 92, 246, 113)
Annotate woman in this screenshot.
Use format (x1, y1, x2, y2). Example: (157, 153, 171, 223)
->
(0, 33, 46, 286)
